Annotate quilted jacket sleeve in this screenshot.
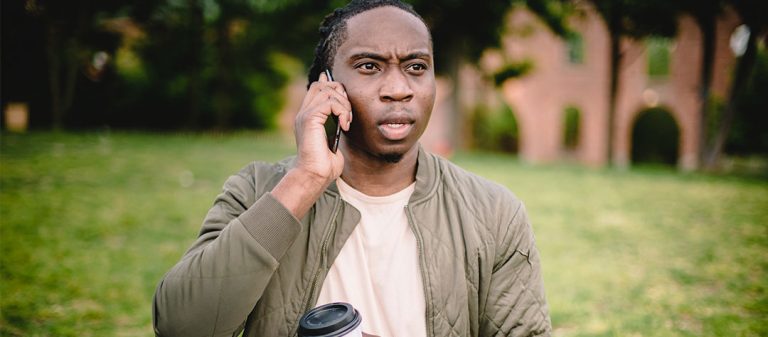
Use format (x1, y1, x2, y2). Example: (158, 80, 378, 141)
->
(483, 201, 551, 336)
(153, 164, 302, 337)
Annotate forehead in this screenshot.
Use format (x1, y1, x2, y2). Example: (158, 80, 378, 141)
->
(340, 6, 432, 56)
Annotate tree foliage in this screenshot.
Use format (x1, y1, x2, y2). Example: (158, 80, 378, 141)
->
(110, 0, 334, 129)
(2, 0, 154, 128)
(701, 0, 768, 167)
(3, 0, 575, 130)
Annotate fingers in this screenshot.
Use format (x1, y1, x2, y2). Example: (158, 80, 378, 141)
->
(326, 79, 347, 98)
(302, 79, 353, 131)
(303, 87, 351, 116)
(321, 76, 351, 129)
(301, 94, 351, 130)
(312, 72, 343, 95)
(303, 76, 348, 108)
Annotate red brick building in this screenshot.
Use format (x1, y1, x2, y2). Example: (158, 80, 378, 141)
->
(471, 4, 743, 169)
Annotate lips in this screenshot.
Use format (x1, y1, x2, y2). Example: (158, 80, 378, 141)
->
(377, 116, 414, 141)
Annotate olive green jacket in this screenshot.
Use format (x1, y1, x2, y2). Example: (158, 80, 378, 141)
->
(153, 148, 551, 336)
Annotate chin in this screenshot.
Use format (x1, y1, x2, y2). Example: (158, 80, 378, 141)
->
(372, 140, 419, 164)
(378, 152, 404, 163)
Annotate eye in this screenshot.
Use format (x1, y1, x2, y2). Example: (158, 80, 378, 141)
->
(406, 63, 428, 74)
(356, 62, 380, 73)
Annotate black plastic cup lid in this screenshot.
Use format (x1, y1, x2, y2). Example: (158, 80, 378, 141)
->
(298, 302, 362, 337)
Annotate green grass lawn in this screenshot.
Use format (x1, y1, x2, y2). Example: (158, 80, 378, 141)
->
(1, 132, 766, 336)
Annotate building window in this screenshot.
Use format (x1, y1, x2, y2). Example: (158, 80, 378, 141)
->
(563, 106, 581, 150)
(647, 37, 672, 77)
(566, 33, 584, 64)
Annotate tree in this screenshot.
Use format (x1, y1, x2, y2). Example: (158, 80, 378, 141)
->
(12, 0, 154, 129)
(726, 48, 768, 156)
(114, 0, 333, 130)
(703, 0, 768, 168)
(2, 2, 49, 128)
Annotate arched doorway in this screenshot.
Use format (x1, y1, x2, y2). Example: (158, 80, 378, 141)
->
(631, 107, 680, 166)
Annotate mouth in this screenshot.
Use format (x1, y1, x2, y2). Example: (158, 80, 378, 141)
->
(377, 117, 415, 141)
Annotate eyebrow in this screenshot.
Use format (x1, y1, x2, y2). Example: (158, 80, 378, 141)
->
(348, 51, 432, 63)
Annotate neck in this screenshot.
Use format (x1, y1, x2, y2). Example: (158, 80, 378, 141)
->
(339, 143, 419, 197)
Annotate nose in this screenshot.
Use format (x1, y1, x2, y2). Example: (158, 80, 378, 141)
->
(379, 68, 413, 102)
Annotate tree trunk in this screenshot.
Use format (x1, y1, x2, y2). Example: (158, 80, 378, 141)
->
(444, 41, 467, 151)
(62, 37, 79, 121)
(606, 13, 622, 167)
(703, 27, 758, 169)
(185, 0, 205, 129)
(47, 25, 63, 130)
(696, 15, 716, 169)
(46, 30, 78, 130)
(46, 7, 84, 130)
(213, 17, 233, 130)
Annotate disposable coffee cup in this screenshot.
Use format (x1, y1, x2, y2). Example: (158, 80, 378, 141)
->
(298, 302, 363, 337)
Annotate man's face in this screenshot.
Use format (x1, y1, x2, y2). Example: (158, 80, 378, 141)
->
(331, 6, 436, 162)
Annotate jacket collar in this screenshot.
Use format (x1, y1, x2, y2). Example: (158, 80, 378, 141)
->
(411, 145, 439, 204)
(323, 144, 440, 202)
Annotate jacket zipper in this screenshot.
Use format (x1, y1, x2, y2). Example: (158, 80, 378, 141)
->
(405, 205, 434, 337)
(302, 197, 342, 313)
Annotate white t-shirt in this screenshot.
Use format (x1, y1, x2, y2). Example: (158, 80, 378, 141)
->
(315, 178, 426, 337)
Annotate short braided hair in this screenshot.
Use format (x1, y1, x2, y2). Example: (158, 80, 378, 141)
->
(307, 0, 429, 87)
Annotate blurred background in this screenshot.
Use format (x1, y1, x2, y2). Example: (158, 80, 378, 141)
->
(1, 0, 767, 336)
(3, 0, 767, 170)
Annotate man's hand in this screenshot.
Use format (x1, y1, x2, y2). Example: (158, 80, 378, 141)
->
(294, 72, 352, 185)
(271, 72, 352, 219)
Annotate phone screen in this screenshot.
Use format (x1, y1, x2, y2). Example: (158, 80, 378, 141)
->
(324, 69, 342, 153)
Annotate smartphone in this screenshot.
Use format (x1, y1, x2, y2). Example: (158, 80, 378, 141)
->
(324, 69, 342, 153)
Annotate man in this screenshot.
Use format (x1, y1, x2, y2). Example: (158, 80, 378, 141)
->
(153, 1, 551, 336)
